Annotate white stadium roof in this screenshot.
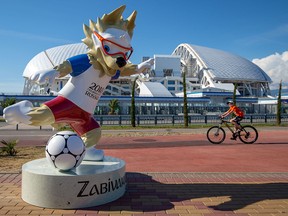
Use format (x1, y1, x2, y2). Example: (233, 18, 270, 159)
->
(23, 43, 87, 78)
(173, 43, 272, 83)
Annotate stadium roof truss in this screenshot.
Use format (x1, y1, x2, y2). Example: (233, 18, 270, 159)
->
(172, 43, 272, 97)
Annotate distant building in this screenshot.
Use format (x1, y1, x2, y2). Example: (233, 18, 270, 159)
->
(22, 43, 271, 100)
(172, 44, 271, 97)
(1, 39, 287, 116)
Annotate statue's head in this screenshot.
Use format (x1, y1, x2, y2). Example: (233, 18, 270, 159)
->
(82, 5, 137, 76)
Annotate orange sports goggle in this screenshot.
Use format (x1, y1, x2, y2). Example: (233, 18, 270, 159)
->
(93, 31, 133, 61)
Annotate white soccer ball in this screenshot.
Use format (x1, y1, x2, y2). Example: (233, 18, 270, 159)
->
(45, 131, 86, 171)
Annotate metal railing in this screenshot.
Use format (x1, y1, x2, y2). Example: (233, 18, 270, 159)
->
(1, 114, 287, 130)
(96, 114, 288, 126)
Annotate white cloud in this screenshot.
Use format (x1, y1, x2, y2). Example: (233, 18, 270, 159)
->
(252, 51, 288, 89)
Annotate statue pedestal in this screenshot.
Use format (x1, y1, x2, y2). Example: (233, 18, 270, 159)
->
(22, 156, 126, 209)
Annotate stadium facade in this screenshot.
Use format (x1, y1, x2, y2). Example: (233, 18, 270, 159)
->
(22, 43, 272, 97)
(14, 42, 283, 115)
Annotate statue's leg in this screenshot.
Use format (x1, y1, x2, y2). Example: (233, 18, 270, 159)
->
(40, 95, 104, 161)
(81, 127, 102, 148)
(81, 127, 104, 161)
(70, 116, 104, 161)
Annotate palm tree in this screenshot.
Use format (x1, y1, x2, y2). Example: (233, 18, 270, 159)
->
(0, 98, 16, 109)
(232, 83, 237, 105)
(276, 80, 282, 126)
(131, 77, 138, 127)
(183, 71, 188, 127)
(108, 99, 120, 115)
(231, 83, 238, 118)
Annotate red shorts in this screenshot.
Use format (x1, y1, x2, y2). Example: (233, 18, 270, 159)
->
(44, 96, 100, 136)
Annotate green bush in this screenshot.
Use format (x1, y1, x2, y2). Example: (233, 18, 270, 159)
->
(0, 98, 16, 109)
(0, 139, 18, 156)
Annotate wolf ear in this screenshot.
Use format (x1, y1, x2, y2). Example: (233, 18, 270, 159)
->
(82, 24, 94, 48)
(83, 24, 93, 37)
(95, 17, 104, 32)
(127, 10, 137, 38)
(89, 19, 97, 31)
(102, 5, 126, 25)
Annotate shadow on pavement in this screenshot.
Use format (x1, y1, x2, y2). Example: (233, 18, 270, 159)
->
(82, 172, 288, 212)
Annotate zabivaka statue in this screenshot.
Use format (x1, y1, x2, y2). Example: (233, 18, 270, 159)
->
(3, 5, 154, 161)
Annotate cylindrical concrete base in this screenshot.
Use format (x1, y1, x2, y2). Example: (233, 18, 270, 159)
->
(22, 156, 126, 209)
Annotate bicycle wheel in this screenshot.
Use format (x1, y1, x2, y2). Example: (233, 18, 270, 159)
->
(238, 125, 258, 144)
(207, 126, 226, 144)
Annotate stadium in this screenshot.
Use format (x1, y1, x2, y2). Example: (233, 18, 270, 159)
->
(22, 43, 271, 98)
(2, 42, 284, 116)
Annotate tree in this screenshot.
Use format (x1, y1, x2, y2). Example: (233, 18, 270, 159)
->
(232, 83, 237, 105)
(231, 83, 238, 118)
(276, 80, 282, 126)
(183, 71, 188, 127)
(131, 77, 138, 127)
(0, 98, 16, 109)
(108, 99, 120, 115)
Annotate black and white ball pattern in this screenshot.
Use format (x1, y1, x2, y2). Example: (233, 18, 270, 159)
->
(45, 131, 86, 171)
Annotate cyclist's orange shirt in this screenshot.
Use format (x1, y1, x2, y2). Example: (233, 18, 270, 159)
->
(228, 105, 244, 117)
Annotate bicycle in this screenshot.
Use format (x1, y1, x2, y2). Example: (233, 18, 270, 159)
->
(206, 117, 258, 144)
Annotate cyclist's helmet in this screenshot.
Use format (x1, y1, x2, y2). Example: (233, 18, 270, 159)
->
(226, 101, 234, 105)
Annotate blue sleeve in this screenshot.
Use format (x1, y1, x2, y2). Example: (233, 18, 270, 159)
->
(67, 54, 91, 77)
(111, 70, 121, 80)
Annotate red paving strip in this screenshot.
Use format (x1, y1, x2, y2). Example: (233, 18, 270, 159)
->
(105, 143, 288, 172)
(98, 129, 288, 173)
(3, 128, 288, 172)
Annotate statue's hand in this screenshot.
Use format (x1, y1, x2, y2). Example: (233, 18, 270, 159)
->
(3, 100, 33, 125)
(137, 58, 154, 73)
(30, 69, 60, 85)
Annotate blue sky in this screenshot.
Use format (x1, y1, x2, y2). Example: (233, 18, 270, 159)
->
(0, 0, 288, 93)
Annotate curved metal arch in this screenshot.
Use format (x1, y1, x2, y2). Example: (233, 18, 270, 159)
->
(172, 43, 208, 79)
(171, 43, 271, 97)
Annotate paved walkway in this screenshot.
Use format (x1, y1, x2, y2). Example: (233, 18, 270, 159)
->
(0, 124, 288, 215)
(1, 172, 288, 215)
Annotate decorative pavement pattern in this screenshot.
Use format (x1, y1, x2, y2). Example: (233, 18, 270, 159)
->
(1, 172, 288, 216)
(1, 125, 288, 215)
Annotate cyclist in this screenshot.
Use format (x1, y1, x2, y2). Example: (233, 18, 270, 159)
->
(220, 101, 244, 140)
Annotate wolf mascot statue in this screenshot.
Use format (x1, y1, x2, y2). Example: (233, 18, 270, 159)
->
(3, 5, 154, 161)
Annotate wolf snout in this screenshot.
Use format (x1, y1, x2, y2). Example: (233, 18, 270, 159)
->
(116, 57, 127, 68)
